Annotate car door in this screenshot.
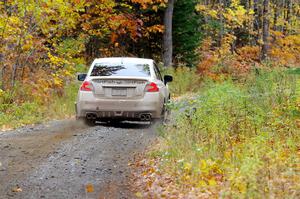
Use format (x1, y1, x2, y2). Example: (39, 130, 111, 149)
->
(153, 63, 169, 103)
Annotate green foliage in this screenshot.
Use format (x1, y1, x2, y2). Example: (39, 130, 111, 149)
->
(45, 83, 79, 119)
(0, 83, 79, 129)
(157, 69, 300, 197)
(161, 66, 202, 96)
(0, 102, 43, 128)
(173, 0, 203, 66)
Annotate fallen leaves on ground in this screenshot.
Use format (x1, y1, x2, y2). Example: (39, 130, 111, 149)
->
(11, 186, 22, 193)
(85, 183, 94, 193)
(132, 157, 214, 199)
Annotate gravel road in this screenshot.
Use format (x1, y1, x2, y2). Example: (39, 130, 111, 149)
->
(0, 119, 157, 199)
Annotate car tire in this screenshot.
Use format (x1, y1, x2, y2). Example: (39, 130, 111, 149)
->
(152, 108, 167, 126)
(161, 99, 171, 124)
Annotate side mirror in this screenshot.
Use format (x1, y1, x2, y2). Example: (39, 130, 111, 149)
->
(77, 73, 87, 81)
(164, 75, 173, 84)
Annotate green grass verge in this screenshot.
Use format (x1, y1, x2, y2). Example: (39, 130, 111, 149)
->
(0, 83, 79, 129)
(156, 70, 300, 198)
(161, 66, 202, 97)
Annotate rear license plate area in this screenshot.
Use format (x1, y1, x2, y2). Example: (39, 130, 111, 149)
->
(111, 88, 127, 96)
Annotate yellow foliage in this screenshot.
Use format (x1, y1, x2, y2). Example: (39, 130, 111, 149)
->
(146, 24, 164, 33)
(197, 180, 207, 187)
(0, 89, 4, 98)
(130, 0, 166, 9)
(270, 33, 300, 66)
(199, 159, 207, 171)
(197, 0, 250, 28)
(208, 179, 217, 186)
(183, 162, 192, 172)
(208, 10, 218, 19)
(53, 76, 63, 87)
(195, 4, 206, 12)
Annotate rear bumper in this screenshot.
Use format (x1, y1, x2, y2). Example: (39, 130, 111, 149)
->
(76, 92, 163, 119)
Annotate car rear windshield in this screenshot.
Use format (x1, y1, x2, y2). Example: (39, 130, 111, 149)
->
(90, 63, 151, 77)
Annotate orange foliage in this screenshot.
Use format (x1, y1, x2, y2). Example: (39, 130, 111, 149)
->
(270, 32, 300, 66)
(198, 32, 299, 80)
(197, 37, 216, 75)
(236, 46, 260, 63)
(197, 35, 255, 79)
(110, 14, 143, 42)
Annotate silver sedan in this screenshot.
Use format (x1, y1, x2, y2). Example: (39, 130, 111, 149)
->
(75, 57, 173, 125)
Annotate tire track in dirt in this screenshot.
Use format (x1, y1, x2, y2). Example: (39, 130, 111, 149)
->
(0, 120, 157, 199)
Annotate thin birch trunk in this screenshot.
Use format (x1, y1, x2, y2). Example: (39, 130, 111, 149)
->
(261, 0, 270, 60)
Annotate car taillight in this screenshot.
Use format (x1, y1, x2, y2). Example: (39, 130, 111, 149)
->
(80, 81, 93, 91)
(145, 82, 159, 92)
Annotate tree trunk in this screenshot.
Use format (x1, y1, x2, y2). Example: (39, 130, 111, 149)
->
(0, 65, 5, 91)
(218, 0, 224, 47)
(261, 0, 270, 60)
(285, 0, 292, 33)
(273, 3, 279, 31)
(253, 0, 261, 45)
(163, 0, 175, 67)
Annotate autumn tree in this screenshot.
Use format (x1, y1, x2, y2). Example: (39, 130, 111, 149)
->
(110, 0, 165, 59)
(1, 0, 299, 103)
(0, 0, 112, 102)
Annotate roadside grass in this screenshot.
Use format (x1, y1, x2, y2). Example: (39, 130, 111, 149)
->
(161, 66, 202, 97)
(152, 69, 300, 198)
(0, 83, 79, 130)
(45, 83, 79, 119)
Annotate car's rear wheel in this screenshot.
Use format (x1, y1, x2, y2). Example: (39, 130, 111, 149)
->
(152, 104, 169, 125)
(161, 97, 171, 124)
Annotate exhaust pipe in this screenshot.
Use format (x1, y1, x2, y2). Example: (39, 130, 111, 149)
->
(145, 114, 151, 121)
(86, 113, 97, 120)
(140, 114, 146, 121)
(140, 113, 151, 121)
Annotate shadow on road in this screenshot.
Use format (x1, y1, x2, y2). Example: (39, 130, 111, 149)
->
(95, 121, 152, 129)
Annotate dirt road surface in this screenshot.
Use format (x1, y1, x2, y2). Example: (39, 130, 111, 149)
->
(0, 120, 157, 199)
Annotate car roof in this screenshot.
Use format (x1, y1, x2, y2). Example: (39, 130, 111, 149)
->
(93, 57, 154, 65)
